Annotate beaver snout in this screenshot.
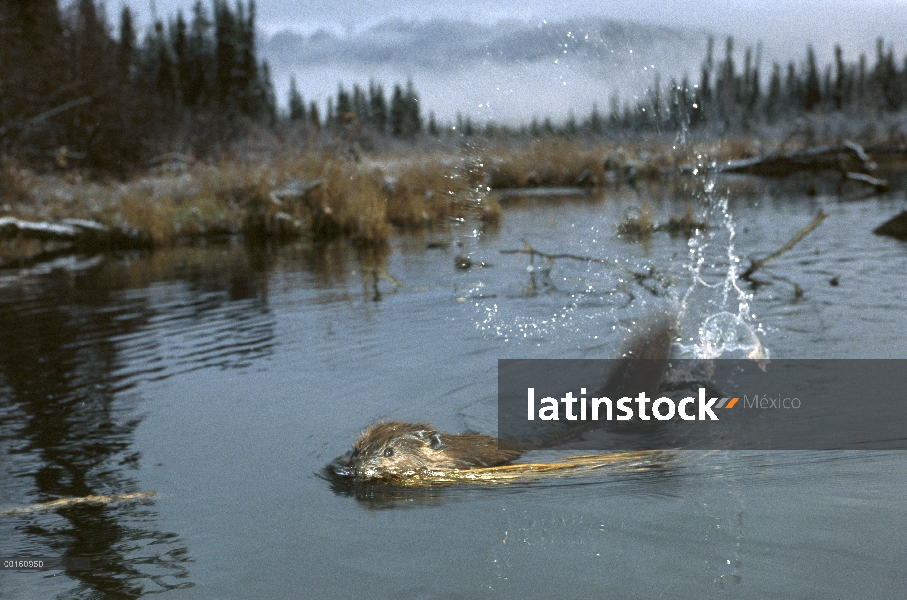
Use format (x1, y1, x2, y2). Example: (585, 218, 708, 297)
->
(331, 457, 396, 480)
(329, 458, 355, 478)
(329, 451, 387, 480)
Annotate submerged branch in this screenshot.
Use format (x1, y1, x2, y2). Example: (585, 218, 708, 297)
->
(500, 240, 673, 297)
(741, 210, 828, 281)
(500, 247, 610, 264)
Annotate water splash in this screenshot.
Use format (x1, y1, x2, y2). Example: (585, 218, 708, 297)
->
(676, 178, 769, 361)
(449, 142, 496, 256)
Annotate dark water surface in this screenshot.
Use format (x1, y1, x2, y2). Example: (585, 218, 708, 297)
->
(1, 182, 906, 598)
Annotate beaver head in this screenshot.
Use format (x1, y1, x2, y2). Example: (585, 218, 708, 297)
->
(331, 421, 520, 481)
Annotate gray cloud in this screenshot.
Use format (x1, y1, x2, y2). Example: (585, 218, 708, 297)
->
(117, 0, 907, 123)
(263, 18, 706, 70)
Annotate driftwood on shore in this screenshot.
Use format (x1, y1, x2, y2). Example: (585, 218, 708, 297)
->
(0, 217, 153, 269)
(711, 141, 896, 193)
(243, 178, 326, 241)
(0, 217, 153, 250)
(718, 142, 876, 176)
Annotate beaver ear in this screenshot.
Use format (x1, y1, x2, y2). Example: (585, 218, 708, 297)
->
(428, 432, 444, 450)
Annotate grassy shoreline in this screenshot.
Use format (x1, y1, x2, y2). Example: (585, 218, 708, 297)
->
(2, 130, 905, 264)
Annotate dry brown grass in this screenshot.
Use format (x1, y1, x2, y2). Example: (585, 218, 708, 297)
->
(0, 135, 766, 249)
(0, 158, 35, 206)
(617, 203, 656, 237)
(380, 154, 502, 227)
(0, 148, 504, 247)
(483, 138, 686, 189)
(482, 136, 771, 189)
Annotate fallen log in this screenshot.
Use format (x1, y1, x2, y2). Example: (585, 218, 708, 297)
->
(270, 179, 323, 203)
(0, 216, 153, 250)
(0, 96, 92, 139)
(718, 142, 878, 177)
(843, 172, 890, 193)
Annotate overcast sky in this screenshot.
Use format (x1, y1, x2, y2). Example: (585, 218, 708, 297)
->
(111, 0, 907, 122)
(119, 0, 907, 47)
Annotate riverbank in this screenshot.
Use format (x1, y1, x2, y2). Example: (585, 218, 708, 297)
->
(2, 128, 906, 268)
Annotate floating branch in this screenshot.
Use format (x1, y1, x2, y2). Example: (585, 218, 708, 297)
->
(501, 242, 614, 265)
(0, 491, 156, 516)
(500, 240, 673, 296)
(741, 210, 828, 282)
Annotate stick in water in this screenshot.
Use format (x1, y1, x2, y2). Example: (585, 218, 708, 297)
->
(741, 210, 828, 281)
(0, 491, 156, 516)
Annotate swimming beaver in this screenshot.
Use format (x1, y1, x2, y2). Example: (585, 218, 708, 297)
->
(332, 315, 675, 482)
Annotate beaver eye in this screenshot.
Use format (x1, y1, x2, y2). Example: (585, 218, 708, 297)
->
(383, 447, 394, 457)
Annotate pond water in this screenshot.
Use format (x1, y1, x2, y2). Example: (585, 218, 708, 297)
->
(1, 179, 906, 598)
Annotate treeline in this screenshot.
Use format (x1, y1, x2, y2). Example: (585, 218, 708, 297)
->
(307, 36, 907, 140)
(0, 0, 275, 172)
(5, 0, 907, 174)
(288, 79, 424, 139)
(508, 36, 907, 137)
(603, 36, 907, 134)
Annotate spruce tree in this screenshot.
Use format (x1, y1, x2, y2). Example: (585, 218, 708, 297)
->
(118, 6, 137, 76)
(288, 76, 305, 121)
(390, 84, 404, 136)
(765, 63, 783, 120)
(403, 79, 422, 136)
(833, 45, 846, 109)
(803, 45, 822, 110)
(214, 0, 238, 108)
(184, 1, 213, 108)
(352, 84, 368, 122)
(369, 81, 387, 132)
(172, 11, 191, 102)
(152, 20, 180, 104)
(336, 84, 351, 125)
